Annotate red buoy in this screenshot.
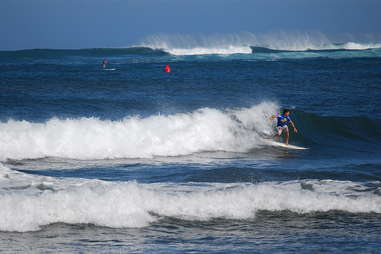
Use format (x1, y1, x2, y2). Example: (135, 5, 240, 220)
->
(164, 64, 171, 73)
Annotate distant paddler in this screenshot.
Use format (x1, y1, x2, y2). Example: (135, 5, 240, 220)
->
(102, 59, 109, 69)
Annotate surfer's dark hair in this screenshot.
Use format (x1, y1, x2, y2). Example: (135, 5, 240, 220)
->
(283, 109, 290, 114)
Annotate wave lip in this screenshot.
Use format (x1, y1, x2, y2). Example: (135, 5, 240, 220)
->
(1, 163, 380, 232)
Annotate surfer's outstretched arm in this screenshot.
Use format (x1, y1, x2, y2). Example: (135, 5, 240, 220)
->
(269, 115, 277, 120)
(289, 121, 298, 133)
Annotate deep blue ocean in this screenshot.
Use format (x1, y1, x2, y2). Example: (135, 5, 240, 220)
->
(1, 39, 381, 253)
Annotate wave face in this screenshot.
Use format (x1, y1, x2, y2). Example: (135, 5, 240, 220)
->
(0, 163, 380, 232)
(0, 102, 277, 160)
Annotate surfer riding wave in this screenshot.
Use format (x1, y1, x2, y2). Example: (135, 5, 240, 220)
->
(269, 109, 298, 145)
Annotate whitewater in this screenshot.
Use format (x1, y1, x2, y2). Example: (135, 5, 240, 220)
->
(0, 163, 380, 232)
(0, 103, 277, 160)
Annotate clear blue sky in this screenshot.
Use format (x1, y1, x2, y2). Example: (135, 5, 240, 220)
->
(1, 0, 380, 50)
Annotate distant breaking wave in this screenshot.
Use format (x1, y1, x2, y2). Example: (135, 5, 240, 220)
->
(1, 44, 379, 58)
(1, 32, 381, 58)
(1, 46, 381, 59)
(140, 32, 381, 55)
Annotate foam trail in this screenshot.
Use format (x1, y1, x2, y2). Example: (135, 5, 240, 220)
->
(0, 163, 380, 232)
(0, 102, 277, 160)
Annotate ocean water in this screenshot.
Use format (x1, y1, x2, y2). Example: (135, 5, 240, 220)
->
(1, 37, 381, 253)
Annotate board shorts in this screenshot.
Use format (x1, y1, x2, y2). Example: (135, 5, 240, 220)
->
(276, 125, 288, 135)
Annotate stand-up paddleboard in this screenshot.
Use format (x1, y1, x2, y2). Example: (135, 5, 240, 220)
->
(104, 68, 116, 71)
(263, 139, 308, 150)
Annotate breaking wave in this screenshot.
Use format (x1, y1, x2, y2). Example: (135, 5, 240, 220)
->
(140, 32, 381, 55)
(0, 163, 380, 232)
(2, 32, 381, 58)
(1, 101, 381, 161)
(0, 102, 277, 161)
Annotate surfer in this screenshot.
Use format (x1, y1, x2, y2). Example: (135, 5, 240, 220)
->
(102, 59, 109, 69)
(269, 109, 298, 145)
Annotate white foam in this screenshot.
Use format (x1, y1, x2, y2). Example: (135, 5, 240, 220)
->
(166, 46, 252, 56)
(0, 163, 380, 232)
(140, 33, 254, 55)
(341, 42, 381, 50)
(0, 102, 277, 161)
(139, 32, 381, 55)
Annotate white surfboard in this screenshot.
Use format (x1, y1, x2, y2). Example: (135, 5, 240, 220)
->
(264, 140, 308, 150)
